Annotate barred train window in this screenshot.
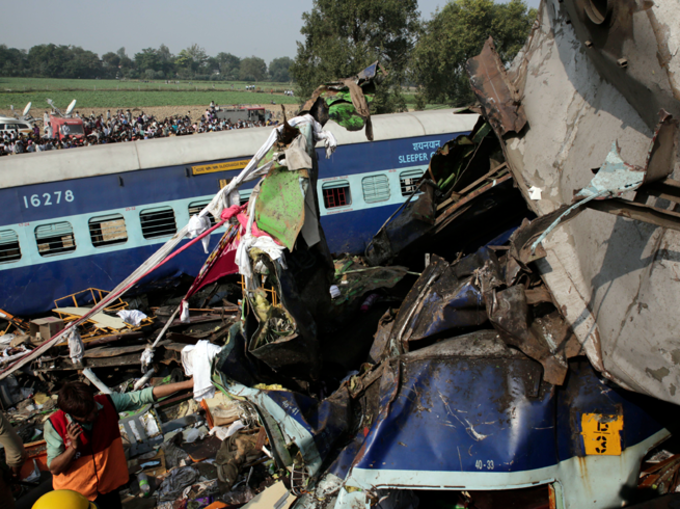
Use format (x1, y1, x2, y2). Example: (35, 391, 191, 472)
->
(35, 222, 76, 257)
(188, 201, 216, 227)
(400, 169, 425, 196)
(362, 175, 390, 203)
(89, 214, 128, 247)
(322, 180, 351, 208)
(140, 206, 177, 239)
(0, 229, 21, 263)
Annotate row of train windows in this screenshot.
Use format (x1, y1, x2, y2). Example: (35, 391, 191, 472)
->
(0, 200, 215, 263)
(0, 170, 426, 263)
(322, 169, 425, 209)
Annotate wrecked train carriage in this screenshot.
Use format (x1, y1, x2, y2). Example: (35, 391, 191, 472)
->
(0, 108, 476, 317)
(466, 0, 680, 405)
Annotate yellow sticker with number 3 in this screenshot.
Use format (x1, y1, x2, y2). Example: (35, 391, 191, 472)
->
(581, 413, 624, 455)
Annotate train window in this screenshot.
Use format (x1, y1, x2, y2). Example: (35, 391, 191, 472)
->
(0, 230, 21, 263)
(35, 222, 76, 257)
(89, 214, 128, 248)
(362, 175, 391, 203)
(140, 206, 177, 239)
(400, 169, 426, 196)
(322, 180, 351, 208)
(188, 201, 216, 227)
(239, 190, 252, 206)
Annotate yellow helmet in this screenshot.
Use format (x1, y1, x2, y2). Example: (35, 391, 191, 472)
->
(32, 489, 97, 509)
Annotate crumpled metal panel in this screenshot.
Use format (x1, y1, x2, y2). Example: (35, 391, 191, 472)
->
(389, 255, 487, 351)
(254, 166, 305, 251)
(467, 37, 527, 136)
(561, 0, 680, 131)
(325, 335, 669, 509)
(476, 0, 680, 404)
(485, 285, 568, 385)
(213, 366, 352, 480)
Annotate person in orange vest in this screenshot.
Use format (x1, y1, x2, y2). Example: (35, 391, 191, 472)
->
(44, 378, 194, 509)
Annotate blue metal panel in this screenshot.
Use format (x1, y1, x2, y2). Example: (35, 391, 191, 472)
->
(354, 356, 558, 473)
(316, 133, 456, 177)
(320, 203, 399, 255)
(343, 356, 665, 479)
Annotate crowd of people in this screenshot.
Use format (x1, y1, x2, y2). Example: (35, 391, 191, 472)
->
(0, 103, 279, 156)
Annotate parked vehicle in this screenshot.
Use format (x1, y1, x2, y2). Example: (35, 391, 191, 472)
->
(214, 105, 269, 124)
(45, 99, 85, 141)
(0, 103, 34, 136)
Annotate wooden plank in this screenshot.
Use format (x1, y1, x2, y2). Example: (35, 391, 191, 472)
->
(83, 344, 147, 358)
(56, 331, 145, 348)
(168, 316, 226, 327)
(52, 307, 127, 330)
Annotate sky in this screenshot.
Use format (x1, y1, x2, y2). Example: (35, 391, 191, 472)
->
(1, 0, 540, 64)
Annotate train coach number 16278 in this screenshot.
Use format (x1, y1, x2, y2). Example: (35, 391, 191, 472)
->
(22, 190, 75, 208)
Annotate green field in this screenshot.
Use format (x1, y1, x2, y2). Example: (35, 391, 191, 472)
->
(0, 77, 299, 109)
(0, 77, 434, 111)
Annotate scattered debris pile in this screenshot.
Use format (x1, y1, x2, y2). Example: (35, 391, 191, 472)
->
(4, 2, 680, 507)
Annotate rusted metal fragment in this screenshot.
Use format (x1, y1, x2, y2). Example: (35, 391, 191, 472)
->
(367, 310, 397, 364)
(524, 286, 554, 305)
(411, 181, 437, 224)
(466, 37, 527, 136)
(639, 178, 680, 205)
(643, 110, 678, 184)
(484, 285, 568, 385)
(435, 173, 513, 232)
(586, 198, 680, 232)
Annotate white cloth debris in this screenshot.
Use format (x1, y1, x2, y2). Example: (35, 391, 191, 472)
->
(180, 299, 190, 324)
(528, 186, 542, 200)
(329, 285, 341, 299)
(235, 233, 287, 280)
(0, 346, 29, 365)
(140, 347, 155, 370)
(181, 340, 222, 401)
(0, 334, 15, 348)
(233, 190, 287, 280)
(209, 420, 245, 441)
(183, 426, 207, 443)
(188, 214, 212, 253)
(283, 133, 313, 171)
(116, 309, 148, 327)
(67, 328, 84, 365)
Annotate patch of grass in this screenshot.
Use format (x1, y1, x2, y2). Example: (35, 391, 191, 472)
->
(0, 77, 299, 109)
(0, 77, 431, 111)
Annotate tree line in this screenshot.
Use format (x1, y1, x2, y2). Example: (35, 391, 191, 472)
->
(291, 0, 536, 110)
(0, 44, 294, 83)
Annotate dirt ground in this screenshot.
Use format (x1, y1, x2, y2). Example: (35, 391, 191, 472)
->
(0, 104, 295, 126)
